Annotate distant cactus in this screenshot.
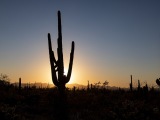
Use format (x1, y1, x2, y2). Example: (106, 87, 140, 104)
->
(73, 86, 76, 92)
(137, 80, 141, 91)
(145, 83, 148, 92)
(91, 84, 93, 90)
(87, 81, 90, 91)
(48, 11, 75, 94)
(19, 78, 21, 92)
(130, 75, 133, 91)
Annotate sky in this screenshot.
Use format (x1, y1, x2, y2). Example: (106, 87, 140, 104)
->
(0, 0, 160, 88)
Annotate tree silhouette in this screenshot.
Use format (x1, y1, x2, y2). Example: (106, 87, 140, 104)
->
(103, 80, 109, 89)
(0, 73, 10, 86)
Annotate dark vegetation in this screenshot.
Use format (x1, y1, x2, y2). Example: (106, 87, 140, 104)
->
(0, 76, 160, 120)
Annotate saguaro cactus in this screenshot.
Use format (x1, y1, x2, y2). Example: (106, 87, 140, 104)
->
(48, 11, 75, 94)
(130, 75, 133, 91)
(137, 80, 141, 91)
(87, 80, 90, 91)
(19, 78, 21, 92)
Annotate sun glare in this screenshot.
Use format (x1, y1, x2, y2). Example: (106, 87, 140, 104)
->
(64, 68, 74, 84)
(46, 67, 75, 85)
(64, 68, 67, 76)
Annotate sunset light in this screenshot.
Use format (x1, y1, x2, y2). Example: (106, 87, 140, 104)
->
(0, 0, 159, 88)
(1, 1, 160, 119)
(64, 67, 75, 84)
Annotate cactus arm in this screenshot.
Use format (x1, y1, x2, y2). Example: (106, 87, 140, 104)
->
(52, 51, 59, 68)
(48, 33, 59, 86)
(156, 79, 160, 86)
(66, 41, 75, 83)
(52, 51, 59, 69)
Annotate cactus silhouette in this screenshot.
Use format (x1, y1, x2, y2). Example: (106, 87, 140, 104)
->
(130, 75, 133, 91)
(48, 11, 75, 94)
(138, 80, 141, 91)
(19, 78, 21, 92)
(87, 80, 90, 91)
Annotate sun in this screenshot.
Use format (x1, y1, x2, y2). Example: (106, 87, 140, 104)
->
(64, 68, 74, 84)
(64, 68, 68, 76)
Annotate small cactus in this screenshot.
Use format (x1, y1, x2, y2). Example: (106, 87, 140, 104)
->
(87, 80, 90, 91)
(130, 75, 133, 91)
(19, 78, 21, 92)
(138, 80, 141, 91)
(48, 11, 75, 94)
(145, 83, 148, 92)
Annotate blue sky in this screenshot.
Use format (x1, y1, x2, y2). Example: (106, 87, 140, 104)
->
(0, 0, 160, 87)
